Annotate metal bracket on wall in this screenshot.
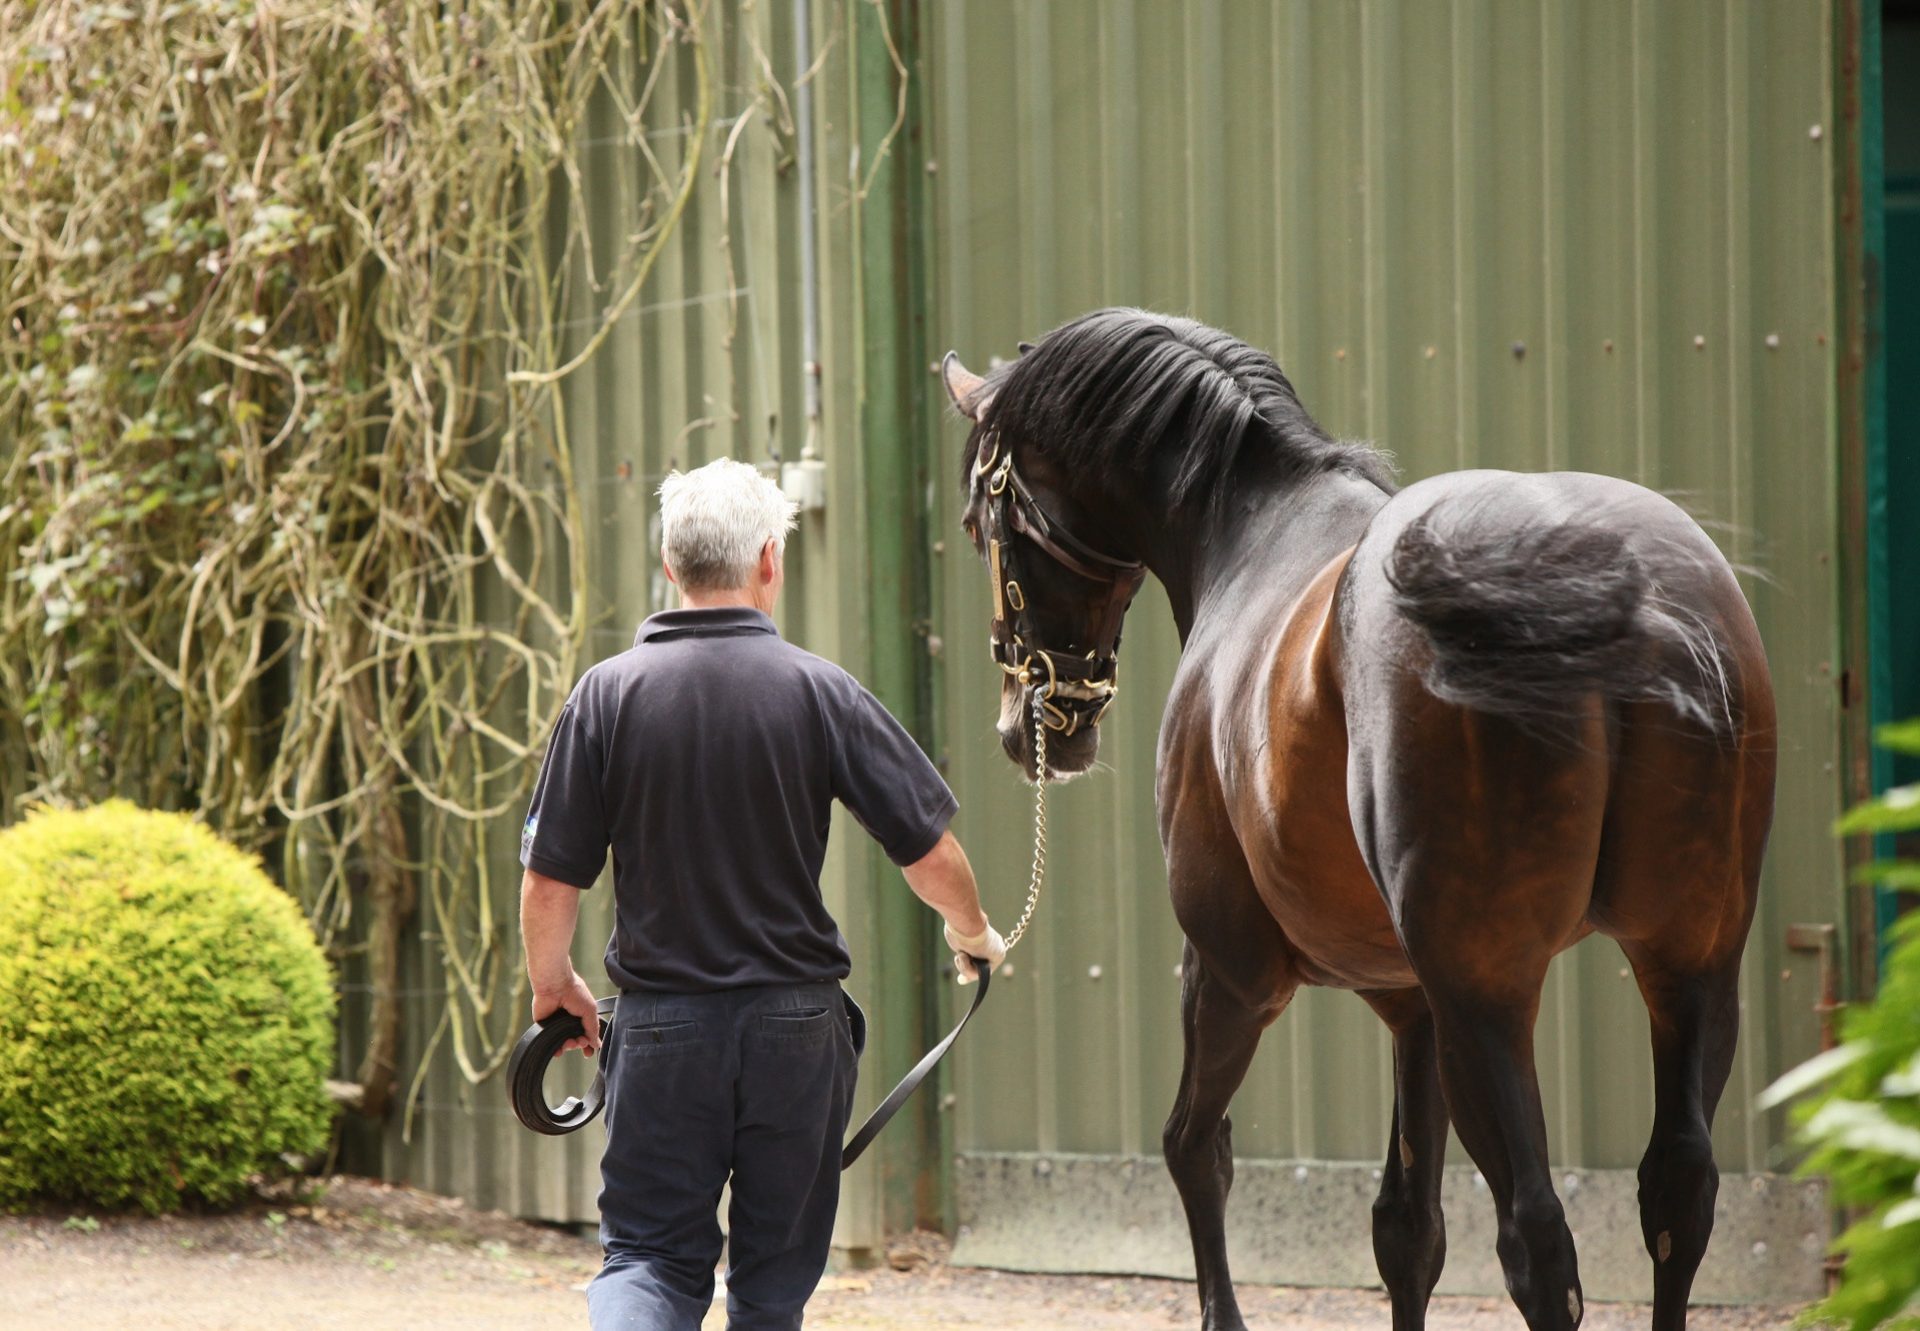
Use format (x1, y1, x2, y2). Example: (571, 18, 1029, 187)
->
(1784, 919, 1848, 1292)
(782, 457, 828, 512)
(1784, 922, 1843, 1051)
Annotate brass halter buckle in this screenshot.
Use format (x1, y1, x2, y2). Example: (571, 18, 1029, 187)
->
(1009, 646, 1088, 737)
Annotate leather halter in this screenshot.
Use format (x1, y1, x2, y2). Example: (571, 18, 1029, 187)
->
(972, 431, 1147, 735)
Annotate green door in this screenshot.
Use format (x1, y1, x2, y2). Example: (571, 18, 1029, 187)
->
(1879, 3, 1920, 950)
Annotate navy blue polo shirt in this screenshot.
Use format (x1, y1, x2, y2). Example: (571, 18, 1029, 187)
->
(519, 606, 958, 993)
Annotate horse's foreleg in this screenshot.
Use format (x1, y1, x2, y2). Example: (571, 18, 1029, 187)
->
(1422, 984, 1583, 1331)
(1162, 942, 1288, 1331)
(1361, 988, 1449, 1331)
(1622, 950, 1741, 1331)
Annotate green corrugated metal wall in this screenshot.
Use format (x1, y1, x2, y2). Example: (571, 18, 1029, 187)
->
(926, 0, 1845, 1297)
(357, 0, 1857, 1296)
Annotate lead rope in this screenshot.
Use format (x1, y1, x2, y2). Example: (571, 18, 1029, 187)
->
(1000, 686, 1049, 953)
(839, 688, 1048, 1165)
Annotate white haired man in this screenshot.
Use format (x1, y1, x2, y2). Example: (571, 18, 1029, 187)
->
(518, 457, 1005, 1330)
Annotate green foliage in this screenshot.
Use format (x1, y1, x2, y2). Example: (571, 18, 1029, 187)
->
(0, 802, 335, 1213)
(1761, 721, 1920, 1330)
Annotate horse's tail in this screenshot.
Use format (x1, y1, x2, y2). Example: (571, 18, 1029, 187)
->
(1383, 508, 1735, 734)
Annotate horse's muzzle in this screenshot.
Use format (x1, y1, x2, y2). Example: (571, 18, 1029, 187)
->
(998, 701, 1100, 780)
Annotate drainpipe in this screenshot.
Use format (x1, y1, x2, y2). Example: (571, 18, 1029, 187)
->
(796, 0, 821, 454)
(782, 0, 829, 513)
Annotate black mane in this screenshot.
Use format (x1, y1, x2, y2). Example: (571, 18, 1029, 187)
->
(967, 308, 1397, 505)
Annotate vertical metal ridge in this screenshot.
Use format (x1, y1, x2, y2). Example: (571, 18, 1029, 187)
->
(1358, 0, 1383, 439)
(1183, 1, 1201, 309)
(794, 0, 821, 455)
(1015, 1, 1057, 323)
(1269, 4, 1291, 372)
(1100, 0, 1142, 305)
(1186, 0, 1225, 316)
(1722, 0, 1749, 571)
(936, 0, 971, 328)
(1449, 0, 1472, 471)
(1630, 0, 1651, 480)
(1539, 0, 1564, 474)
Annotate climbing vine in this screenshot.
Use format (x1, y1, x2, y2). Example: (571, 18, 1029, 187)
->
(0, 0, 742, 1116)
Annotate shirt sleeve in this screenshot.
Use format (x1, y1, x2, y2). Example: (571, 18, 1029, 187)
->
(830, 681, 959, 865)
(519, 699, 609, 889)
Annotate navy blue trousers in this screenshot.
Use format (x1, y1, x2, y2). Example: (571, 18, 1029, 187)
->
(587, 982, 862, 1330)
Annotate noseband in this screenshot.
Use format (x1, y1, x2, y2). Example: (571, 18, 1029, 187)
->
(973, 431, 1147, 736)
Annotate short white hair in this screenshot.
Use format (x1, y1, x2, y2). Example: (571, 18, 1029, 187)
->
(657, 458, 799, 592)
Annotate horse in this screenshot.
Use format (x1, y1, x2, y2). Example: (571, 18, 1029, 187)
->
(940, 308, 1775, 1331)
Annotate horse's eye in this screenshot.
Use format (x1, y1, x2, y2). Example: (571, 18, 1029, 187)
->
(963, 521, 979, 545)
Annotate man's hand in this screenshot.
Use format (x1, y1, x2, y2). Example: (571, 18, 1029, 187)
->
(532, 971, 603, 1058)
(944, 918, 1007, 986)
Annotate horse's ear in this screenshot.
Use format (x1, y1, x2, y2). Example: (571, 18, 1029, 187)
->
(1017, 341, 1035, 355)
(941, 350, 992, 422)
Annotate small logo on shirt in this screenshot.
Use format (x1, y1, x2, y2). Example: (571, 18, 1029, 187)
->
(521, 815, 538, 854)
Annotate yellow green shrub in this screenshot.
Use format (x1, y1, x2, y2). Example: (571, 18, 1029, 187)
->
(0, 802, 334, 1212)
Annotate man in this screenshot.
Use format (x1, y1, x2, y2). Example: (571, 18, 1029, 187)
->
(518, 457, 1006, 1331)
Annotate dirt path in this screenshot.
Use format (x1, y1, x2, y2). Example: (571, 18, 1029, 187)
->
(0, 1177, 1801, 1330)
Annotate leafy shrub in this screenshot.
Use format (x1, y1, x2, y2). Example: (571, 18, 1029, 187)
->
(1762, 719, 1920, 1330)
(0, 802, 335, 1212)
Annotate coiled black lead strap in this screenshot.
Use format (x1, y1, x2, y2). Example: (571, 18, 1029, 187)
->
(506, 962, 991, 1164)
(507, 995, 618, 1135)
(840, 958, 990, 1169)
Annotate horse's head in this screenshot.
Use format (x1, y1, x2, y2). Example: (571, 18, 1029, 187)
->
(942, 348, 1146, 782)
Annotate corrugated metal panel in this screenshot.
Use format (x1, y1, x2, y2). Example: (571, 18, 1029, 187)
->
(929, 0, 1841, 1179)
(349, 0, 906, 1251)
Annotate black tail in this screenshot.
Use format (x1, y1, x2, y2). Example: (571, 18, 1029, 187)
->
(1384, 510, 1734, 734)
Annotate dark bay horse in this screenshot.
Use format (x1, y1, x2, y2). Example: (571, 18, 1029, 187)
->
(941, 309, 1774, 1331)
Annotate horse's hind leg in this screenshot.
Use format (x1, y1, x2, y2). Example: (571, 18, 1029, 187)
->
(1362, 988, 1450, 1331)
(1421, 976, 1583, 1331)
(1621, 951, 1742, 1331)
(1163, 940, 1292, 1331)
(1595, 694, 1770, 1329)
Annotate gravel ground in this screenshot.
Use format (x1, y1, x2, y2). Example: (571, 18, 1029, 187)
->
(0, 1176, 1804, 1330)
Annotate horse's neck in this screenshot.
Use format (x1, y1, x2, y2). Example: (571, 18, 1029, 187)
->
(1156, 470, 1390, 645)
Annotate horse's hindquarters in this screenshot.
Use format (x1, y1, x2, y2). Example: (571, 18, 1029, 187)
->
(1335, 468, 1775, 1330)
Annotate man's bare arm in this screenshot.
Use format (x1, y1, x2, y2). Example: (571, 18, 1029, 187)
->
(900, 830, 986, 935)
(519, 868, 601, 1055)
(901, 830, 1005, 982)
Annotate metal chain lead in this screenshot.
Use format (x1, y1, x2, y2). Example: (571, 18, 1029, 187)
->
(1001, 688, 1048, 953)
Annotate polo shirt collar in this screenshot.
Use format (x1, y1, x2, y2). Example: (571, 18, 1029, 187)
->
(633, 606, 780, 646)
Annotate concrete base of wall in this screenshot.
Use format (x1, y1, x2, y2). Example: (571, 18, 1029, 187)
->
(950, 1153, 1827, 1306)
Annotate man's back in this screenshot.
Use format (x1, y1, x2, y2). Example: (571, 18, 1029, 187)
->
(520, 606, 956, 992)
